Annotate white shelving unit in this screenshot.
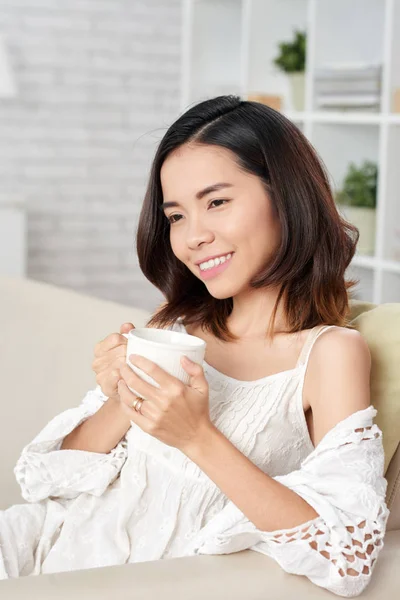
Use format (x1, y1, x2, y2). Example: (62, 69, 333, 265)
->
(180, 0, 400, 303)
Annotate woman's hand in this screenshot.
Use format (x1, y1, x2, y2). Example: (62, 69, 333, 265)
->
(117, 354, 213, 453)
(92, 323, 135, 400)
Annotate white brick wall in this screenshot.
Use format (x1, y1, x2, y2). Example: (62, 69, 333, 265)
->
(0, 0, 182, 311)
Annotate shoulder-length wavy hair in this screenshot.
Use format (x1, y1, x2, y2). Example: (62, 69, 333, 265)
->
(136, 95, 359, 342)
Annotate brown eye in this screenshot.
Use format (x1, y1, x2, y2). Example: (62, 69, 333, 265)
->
(209, 199, 229, 208)
(167, 199, 229, 225)
(167, 214, 182, 224)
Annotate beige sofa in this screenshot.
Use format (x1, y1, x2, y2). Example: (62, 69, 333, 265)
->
(0, 275, 399, 599)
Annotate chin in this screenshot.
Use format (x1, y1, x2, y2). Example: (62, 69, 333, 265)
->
(208, 291, 232, 300)
(203, 282, 238, 300)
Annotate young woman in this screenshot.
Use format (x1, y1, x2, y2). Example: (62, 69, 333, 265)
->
(1, 96, 388, 596)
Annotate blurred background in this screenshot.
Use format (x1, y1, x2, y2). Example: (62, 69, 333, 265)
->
(1, 0, 399, 314)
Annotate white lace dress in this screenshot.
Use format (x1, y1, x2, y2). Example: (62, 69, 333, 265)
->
(0, 321, 389, 597)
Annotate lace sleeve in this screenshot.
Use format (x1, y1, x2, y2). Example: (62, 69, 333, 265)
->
(187, 407, 390, 598)
(14, 385, 128, 503)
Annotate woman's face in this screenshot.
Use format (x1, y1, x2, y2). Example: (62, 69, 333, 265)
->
(160, 143, 281, 299)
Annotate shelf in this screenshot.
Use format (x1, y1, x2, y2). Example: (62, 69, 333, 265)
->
(352, 256, 400, 275)
(312, 112, 382, 125)
(312, 122, 379, 198)
(245, 0, 308, 112)
(382, 260, 400, 275)
(282, 111, 400, 125)
(184, 0, 400, 303)
(352, 255, 377, 270)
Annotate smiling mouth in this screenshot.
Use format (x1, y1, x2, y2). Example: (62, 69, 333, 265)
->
(196, 252, 235, 279)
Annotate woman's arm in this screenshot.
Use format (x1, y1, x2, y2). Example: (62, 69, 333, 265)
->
(60, 395, 131, 454)
(183, 330, 388, 597)
(61, 312, 170, 454)
(185, 328, 371, 531)
(187, 408, 388, 596)
(14, 386, 129, 502)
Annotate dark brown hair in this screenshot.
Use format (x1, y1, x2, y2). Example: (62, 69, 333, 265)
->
(136, 95, 359, 342)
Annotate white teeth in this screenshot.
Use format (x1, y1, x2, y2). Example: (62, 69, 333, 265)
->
(199, 253, 232, 271)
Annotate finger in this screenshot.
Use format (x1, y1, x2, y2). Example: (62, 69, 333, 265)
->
(120, 322, 135, 334)
(119, 362, 161, 404)
(92, 346, 127, 372)
(117, 379, 156, 421)
(117, 380, 152, 431)
(96, 369, 121, 398)
(180, 356, 208, 393)
(94, 333, 128, 357)
(127, 354, 177, 390)
(103, 356, 126, 382)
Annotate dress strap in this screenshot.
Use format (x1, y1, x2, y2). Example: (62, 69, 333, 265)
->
(295, 325, 337, 369)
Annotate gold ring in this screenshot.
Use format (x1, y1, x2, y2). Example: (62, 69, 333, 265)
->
(132, 396, 144, 414)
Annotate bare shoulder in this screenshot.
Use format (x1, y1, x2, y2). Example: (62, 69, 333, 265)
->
(312, 326, 371, 371)
(304, 327, 372, 444)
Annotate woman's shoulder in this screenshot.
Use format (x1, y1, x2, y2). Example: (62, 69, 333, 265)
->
(307, 326, 371, 383)
(305, 325, 371, 423)
(313, 325, 370, 361)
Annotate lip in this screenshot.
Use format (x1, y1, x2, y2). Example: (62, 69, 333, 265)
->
(197, 253, 234, 281)
(194, 252, 234, 266)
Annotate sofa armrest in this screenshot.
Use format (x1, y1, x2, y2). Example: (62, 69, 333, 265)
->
(386, 443, 400, 531)
(1, 531, 399, 599)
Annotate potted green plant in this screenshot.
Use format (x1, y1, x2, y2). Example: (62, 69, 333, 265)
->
(336, 160, 378, 256)
(273, 30, 306, 111)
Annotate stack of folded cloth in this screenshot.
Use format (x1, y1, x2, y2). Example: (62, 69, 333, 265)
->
(314, 63, 382, 111)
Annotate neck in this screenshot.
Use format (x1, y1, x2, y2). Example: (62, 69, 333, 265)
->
(228, 286, 289, 339)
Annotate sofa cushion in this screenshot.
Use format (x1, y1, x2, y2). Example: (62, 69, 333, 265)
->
(349, 301, 400, 472)
(0, 275, 151, 508)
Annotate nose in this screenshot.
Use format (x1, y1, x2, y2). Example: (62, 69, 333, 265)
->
(186, 218, 215, 249)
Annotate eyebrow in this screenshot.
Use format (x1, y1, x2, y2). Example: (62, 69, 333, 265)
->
(160, 182, 234, 211)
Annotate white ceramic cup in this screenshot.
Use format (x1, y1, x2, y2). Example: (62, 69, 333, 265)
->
(125, 328, 207, 400)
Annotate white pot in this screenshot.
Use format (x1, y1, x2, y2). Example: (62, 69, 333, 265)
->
(288, 72, 305, 111)
(340, 206, 376, 256)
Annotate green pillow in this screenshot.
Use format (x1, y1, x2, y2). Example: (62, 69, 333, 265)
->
(349, 300, 400, 473)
